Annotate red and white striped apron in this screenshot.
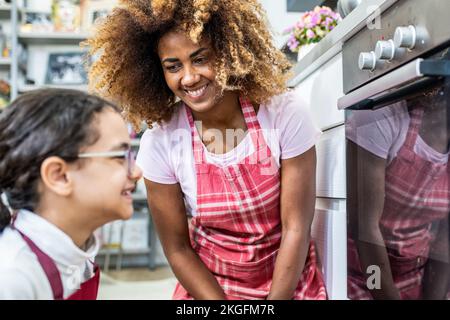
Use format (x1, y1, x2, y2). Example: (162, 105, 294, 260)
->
(348, 106, 450, 299)
(173, 97, 327, 300)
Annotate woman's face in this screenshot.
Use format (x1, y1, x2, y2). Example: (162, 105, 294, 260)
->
(158, 30, 222, 113)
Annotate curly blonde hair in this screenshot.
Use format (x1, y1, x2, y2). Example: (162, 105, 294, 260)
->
(85, 0, 292, 129)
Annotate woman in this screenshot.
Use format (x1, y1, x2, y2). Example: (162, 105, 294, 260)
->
(86, 0, 326, 300)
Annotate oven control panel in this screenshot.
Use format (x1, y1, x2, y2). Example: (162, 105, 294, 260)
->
(394, 25, 417, 49)
(343, 0, 450, 93)
(359, 25, 417, 71)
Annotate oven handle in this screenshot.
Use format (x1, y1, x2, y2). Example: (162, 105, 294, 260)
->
(338, 58, 450, 110)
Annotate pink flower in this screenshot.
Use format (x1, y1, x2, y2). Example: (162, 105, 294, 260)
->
(319, 7, 332, 15)
(283, 26, 294, 34)
(288, 41, 299, 51)
(296, 20, 305, 29)
(331, 12, 341, 20)
(287, 35, 300, 51)
(306, 29, 315, 39)
(324, 17, 334, 26)
(284, 6, 340, 53)
(310, 12, 321, 26)
(303, 12, 312, 25)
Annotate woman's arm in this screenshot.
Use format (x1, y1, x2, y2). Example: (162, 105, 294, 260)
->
(347, 141, 401, 300)
(267, 147, 317, 300)
(144, 179, 226, 300)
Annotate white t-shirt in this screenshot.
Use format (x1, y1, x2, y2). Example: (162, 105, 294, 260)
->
(0, 210, 99, 300)
(346, 101, 449, 165)
(136, 90, 322, 216)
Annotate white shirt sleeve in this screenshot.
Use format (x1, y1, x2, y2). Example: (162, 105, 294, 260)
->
(0, 268, 37, 299)
(136, 126, 178, 184)
(277, 92, 322, 159)
(345, 102, 407, 159)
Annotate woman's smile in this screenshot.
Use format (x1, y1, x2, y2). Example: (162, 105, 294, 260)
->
(184, 83, 209, 99)
(182, 83, 214, 105)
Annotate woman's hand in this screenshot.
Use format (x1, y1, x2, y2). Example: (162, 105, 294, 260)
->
(144, 179, 226, 300)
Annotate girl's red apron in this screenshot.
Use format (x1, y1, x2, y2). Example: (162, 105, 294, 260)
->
(348, 106, 450, 299)
(14, 226, 100, 300)
(173, 97, 327, 300)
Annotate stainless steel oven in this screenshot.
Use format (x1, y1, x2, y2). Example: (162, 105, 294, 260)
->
(338, 0, 450, 299)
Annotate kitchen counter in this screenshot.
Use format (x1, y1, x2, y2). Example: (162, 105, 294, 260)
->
(288, 0, 397, 87)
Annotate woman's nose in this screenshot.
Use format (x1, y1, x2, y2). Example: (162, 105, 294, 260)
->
(181, 67, 200, 87)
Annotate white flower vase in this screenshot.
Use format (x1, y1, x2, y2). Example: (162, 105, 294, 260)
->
(297, 43, 317, 62)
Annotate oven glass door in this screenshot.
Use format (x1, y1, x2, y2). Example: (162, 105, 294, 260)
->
(345, 49, 450, 300)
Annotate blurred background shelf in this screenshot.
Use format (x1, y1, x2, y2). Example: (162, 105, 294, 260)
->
(96, 205, 164, 271)
(0, 5, 11, 19)
(0, 56, 10, 67)
(18, 31, 89, 45)
(132, 193, 147, 202)
(19, 83, 88, 92)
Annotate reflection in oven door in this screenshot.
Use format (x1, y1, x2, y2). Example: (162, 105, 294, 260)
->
(345, 51, 450, 300)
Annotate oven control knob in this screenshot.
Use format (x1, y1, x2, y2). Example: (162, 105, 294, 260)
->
(394, 25, 417, 49)
(358, 51, 377, 71)
(375, 39, 396, 60)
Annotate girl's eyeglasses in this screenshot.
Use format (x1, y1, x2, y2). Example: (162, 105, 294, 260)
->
(77, 149, 136, 177)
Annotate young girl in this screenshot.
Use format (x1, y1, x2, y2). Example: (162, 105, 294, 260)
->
(0, 89, 142, 299)
(86, 0, 326, 300)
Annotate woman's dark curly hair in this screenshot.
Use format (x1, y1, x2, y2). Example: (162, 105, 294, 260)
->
(0, 89, 119, 231)
(85, 0, 292, 129)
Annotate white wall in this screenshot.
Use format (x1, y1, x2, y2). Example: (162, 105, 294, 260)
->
(259, 0, 304, 48)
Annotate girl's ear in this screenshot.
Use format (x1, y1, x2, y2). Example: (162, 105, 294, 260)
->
(40, 157, 73, 197)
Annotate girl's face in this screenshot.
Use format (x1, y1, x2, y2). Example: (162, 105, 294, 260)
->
(70, 108, 142, 223)
(158, 30, 222, 113)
